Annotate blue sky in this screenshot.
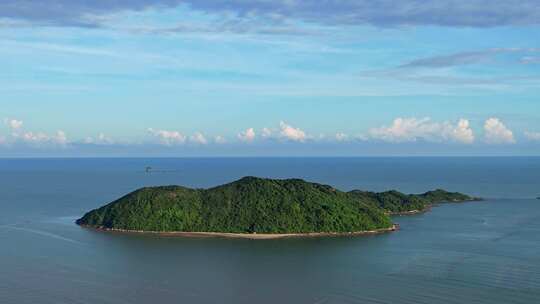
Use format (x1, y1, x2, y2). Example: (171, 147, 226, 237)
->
(1, 0, 540, 156)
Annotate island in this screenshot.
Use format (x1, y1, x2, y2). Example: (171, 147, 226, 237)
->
(76, 176, 477, 239)
(349, 188, 479, 215)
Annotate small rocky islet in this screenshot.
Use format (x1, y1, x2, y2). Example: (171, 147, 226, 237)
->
(77, 176, 479, 237)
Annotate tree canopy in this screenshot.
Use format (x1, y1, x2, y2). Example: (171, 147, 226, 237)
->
(77, 176, 475, 233)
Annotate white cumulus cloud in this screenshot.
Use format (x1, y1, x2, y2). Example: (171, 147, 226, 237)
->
(369, 117, 475, 144)
(370, 117, 435, 142)
(54, 130, 68, 145)
(147, 128, 186, 145)
(190, 132, 208, 144)
(279, 121, 307, 142)
(20, 131, 48, 143)
(354, 134, 369, 141)
(335, 132, 349, 142)
(4, 118, 23, 130)
(484, 118, 515, 144)
(84, 132, 114, 145)
(261, 127, 272, 138)
(2, 117, 69, 146)
(447, 119, 475, 144)
(214, 135, 227, 144)
(237, 128, 256, 142)
(17, 130, 68, 145)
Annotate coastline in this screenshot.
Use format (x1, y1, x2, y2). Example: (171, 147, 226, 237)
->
(78, 224, 399, 239)
(388, 209, 429, 216)
(388, 198, 481, 216)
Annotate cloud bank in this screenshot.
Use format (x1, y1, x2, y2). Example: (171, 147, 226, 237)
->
(524, 131, 540, 141)
(2, 118, 67, 146)
(1, 117, 527, 153)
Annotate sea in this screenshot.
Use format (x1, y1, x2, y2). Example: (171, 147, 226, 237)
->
(0, 157, 539, 304)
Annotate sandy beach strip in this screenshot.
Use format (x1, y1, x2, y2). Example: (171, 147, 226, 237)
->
(79, 224, 399, 239)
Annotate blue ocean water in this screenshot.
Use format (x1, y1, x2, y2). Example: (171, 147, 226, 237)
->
(0, 157, 539, 303)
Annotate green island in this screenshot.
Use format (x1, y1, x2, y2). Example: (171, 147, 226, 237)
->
(76, 176, 478, 238)
(349, 188, 476, 215)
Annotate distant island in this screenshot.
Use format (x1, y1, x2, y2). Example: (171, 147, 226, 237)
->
(349, 188, 477, 215)
(76, 176, 478, 238)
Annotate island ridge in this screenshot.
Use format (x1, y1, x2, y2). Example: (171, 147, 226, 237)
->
(77, 176, 477, 238)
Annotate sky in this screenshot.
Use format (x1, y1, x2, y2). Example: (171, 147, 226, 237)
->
(1, 0, 540, 157)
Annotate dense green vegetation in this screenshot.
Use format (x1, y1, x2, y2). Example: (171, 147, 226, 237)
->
(348, 188, 477, 214)
(77, 177, 476, 233)
(77, 177, 392, 233)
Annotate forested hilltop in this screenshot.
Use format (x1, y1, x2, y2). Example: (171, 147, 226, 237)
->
(77, 176, 476, 234)
(348, 188, 478, 214)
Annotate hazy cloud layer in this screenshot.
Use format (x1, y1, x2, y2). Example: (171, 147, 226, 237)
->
(133, 21, 317, 36)
(524, 131, 540, 141)
(400, 48, 540, 69)
(521, 56, 540, 65)
(2, 1, 540, 28)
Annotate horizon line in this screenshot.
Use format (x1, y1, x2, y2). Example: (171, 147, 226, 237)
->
(1, 155, 539, 159)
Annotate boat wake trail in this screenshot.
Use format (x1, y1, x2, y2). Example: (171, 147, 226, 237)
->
(0, 224, 85, 245)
